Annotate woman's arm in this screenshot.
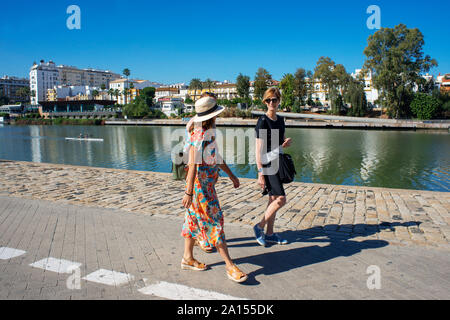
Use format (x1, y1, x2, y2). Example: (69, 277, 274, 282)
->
(182, 145, 197, 208)
(216, 153, 239, 188)
(255, 138, 265, 189)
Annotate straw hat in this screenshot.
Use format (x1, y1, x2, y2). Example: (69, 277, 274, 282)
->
(193, 97, 224, 122)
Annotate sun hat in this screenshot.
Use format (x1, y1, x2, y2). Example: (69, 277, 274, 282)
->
(193, 96, 224, 122)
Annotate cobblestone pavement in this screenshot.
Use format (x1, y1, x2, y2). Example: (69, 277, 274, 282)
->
(1, 160, 449, 249)
(1, 195, 449, 300)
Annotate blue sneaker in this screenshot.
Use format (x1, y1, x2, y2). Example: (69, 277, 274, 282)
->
(253, 224, 267, 247)
(265, 233, 288, 245)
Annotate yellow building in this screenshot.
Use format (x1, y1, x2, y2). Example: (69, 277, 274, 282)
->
(187, 83, 238, 101)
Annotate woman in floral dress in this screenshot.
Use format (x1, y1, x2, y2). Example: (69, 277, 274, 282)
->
(181, 96, 248, 283)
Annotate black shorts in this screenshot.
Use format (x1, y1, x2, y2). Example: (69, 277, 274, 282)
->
(263, 173, 286, 197)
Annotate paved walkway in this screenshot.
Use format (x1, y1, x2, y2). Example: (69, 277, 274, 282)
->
(0, 195, 449, 300)
(1, 160, 449, 249)
(0, 160, 449, 300)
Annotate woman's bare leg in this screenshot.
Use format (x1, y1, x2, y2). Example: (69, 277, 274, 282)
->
(183, 237, 195, 261)
(258, 195, 286, 234)
(216, 242, 234, 269)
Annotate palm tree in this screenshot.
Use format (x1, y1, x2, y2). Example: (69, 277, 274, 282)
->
(108, 88, 115, 101)
(123, 68, 130, 79)
(129, 82, 135, 102)
(203, 78, 216, 92)
(114, 89, 120, 103)
(189, 78, 203, 100)
(123, 88, 130, 105)
(91, 89, 99, 100)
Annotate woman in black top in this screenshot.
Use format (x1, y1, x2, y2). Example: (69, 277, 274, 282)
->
(254, 87, 292, 246)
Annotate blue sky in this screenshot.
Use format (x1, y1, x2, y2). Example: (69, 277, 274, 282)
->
(1, 0, 449, 84)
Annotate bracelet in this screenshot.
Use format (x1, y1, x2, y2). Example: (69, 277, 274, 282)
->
(185, 192, 193, 197)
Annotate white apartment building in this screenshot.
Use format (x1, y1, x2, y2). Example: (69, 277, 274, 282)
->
(29, 60, 121, 104)
(30, 60, 60, 104)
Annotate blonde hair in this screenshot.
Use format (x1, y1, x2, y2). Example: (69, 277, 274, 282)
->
(262, 87, 281, 102)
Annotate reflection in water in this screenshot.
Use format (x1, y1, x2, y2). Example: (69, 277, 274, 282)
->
(0, 125, 448, 192)
(30, 126, 42, 163)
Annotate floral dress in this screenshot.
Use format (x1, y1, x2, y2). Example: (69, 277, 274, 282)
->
(181, 126, 225, 248)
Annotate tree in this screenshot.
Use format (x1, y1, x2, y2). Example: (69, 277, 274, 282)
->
(108, 88, 115, 100)
(101, 84, 106, 91)
(236, 73, 250, 99)
(345, 80, 368, 117)
(203, 78, 215, 91)
(91, 90, 99, 100)
(254, 68, 272, 100)
(189, 78, 203, 99)
(314, 57, 336, 99)
(363, 24, 438, 119)
(16, 87, 31, 102)
(123, 99, 149, 119)
(135, 87, 155, 107)
(123, 68, 130, 79)
(280, 73, 296, 112)
(114, 89, 120, 103)
(305, 70, 315, 105)
(294, 68, 308, 107)
(410, 93, 440, 120)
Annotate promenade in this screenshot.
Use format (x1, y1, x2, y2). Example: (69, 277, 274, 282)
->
(0, 160, 449, 299)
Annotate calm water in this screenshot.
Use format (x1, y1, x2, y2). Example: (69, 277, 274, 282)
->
(0, 124, 449, 192)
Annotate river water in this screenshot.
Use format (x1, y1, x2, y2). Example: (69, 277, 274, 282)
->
(0, 124, 448, 192)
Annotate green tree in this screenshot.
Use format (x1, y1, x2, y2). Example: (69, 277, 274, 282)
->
(16, 87, 31, 102)
(91, 90, 99, 100)
(345, 80, 368, 117)
(363, 24, 438, 118)
(189, 78, 203, 99)
(254, 67, 272, 100)
(114, 89, 120, 103)
(410, 93, 440, 120)
(108, 88, 115, 100)
(294, 68, 308, 107)
(123, 68, 131, 79)
(280, 73, 296, 112)
(123, 99, 149, 119)
(135, 87, 155, 107)
(203, 78, 215, 91)
(236, 73, 250, 99)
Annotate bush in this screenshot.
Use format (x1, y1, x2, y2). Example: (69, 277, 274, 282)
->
(410, 93, 441, 120)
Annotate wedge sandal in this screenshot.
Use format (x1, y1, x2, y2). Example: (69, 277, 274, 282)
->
(181, 258, 208, 271)
(194, 239, 214, 253)
(226, 265, 248, 283)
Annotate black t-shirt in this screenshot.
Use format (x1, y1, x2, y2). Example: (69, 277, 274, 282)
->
(255, 114, 285, 153)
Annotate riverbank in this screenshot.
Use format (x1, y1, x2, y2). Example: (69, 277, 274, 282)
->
(1, 160, 448, 249)
(105, 118, 450, 130)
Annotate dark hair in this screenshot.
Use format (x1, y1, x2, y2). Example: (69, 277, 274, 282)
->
(188, 117, 215, 133)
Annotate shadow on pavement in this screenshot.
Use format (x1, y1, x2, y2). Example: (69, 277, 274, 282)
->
(218, 221, 419, 285)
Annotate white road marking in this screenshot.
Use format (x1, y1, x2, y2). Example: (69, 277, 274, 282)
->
(82, 269, 135, 287)
(29, 257, 82, 274)
(138, 281, 247, 300)
(0, 247, 26, 260)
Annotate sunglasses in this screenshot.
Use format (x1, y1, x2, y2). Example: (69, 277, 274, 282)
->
(264, 98, 278, 104)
